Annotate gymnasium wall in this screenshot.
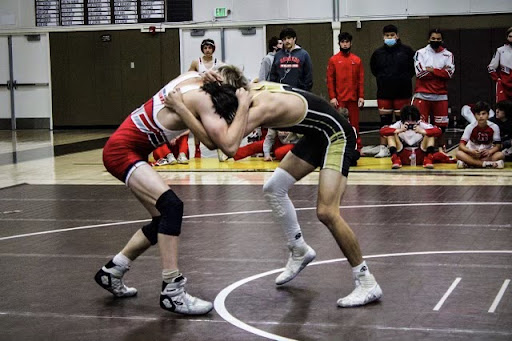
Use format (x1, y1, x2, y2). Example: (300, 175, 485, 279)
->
(1, 0, 511, 127)
(49, 14, 512, 127)
(50, 30, 180, 126)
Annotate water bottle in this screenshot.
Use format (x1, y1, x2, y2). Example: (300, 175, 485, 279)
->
(410, 149, 416, 167)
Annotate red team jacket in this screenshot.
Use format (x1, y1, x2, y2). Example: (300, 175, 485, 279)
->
(414, 45, 455, 95)
(488, 44, 512, 91)
(326, 52, 364, 102)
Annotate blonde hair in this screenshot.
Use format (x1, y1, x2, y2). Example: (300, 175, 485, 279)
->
(217, 65, 249, 89)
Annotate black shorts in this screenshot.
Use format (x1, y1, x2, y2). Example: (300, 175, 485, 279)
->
(283, 88, 356, 177)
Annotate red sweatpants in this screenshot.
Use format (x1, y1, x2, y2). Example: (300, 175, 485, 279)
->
(234, 139, 294, 161)
(152, 135, 189, 160)
(338, 100, 362, 149)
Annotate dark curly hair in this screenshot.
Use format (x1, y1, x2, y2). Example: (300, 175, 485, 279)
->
(472, 101, 491, 114)
(201, 82, 238, 124)
(496, 100, 512, 119)
(400, 105, 420, 122)
(201, 38, 215, 53)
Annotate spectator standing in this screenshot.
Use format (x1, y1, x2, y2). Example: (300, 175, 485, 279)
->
(370, 25, 415, 158)
(488, 27, 512, 102)
(327, 32, 364, 150)
(259, 37, 283, 81)
(188, 39, 225, 158)
(270, 27, 313, 91)
(413, 28, 455, 149)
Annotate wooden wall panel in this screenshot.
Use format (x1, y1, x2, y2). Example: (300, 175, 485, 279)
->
(50, 29, 181, 127)
(92, 31, 122, 124)
(49, 33, 69, 126)
(119, 31, 162, 117)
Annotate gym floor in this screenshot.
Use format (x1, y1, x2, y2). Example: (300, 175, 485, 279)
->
(0, 129, 511, 341)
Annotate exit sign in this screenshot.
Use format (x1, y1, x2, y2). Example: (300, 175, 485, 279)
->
(214, 7, 228, 18)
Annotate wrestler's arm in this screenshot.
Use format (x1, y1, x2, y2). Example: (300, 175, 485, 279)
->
(196, 89, 251, 156)
(162, 92, 217, 150)
(165, 89, 251, 156)
(188, 60, 199, 72)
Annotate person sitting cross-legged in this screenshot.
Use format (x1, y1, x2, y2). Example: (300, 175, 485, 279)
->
(456, 101, 505, 169)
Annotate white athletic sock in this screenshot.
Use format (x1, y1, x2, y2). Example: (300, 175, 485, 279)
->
(113, 252, 132, 269)
(352, 261, 370, 278)
(263, 168, 305, 247)
(162, 269, 180, 283)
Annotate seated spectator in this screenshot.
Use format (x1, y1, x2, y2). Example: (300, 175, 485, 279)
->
(461, 104, 495, 124)
(380, 105, 442, 169)
(490, 100, 512, 162)
(456, 101, 505, 168)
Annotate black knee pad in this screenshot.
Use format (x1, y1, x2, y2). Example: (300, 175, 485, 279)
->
(380, 114, 393, 127)
(155, 189, 184, 236)
(141, 216, 161, 245)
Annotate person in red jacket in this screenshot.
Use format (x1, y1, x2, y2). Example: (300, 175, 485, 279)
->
(327, 32, 364, 150)
(488, 27, 512, 102)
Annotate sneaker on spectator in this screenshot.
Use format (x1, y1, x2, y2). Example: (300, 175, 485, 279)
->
(484, 160, 505, 169)
(217, 149, 229, 162)
(457, 160, 467, 169)
(374, 145, 390, 158)
(391, 154, 402, 169)
(154, 154, 176, 166)
(423, 154, 434, 169)
(177, 152, 189, 164)
(167, 153, 177, 165)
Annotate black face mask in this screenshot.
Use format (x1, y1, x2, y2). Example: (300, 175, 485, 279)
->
(340, 47, 351, 54)
(429, 41, 442, 49)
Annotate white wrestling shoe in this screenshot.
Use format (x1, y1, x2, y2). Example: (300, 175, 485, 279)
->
(160, 275, 213, 315)
(94, 261, 137, 297)
(275, 244, 316, 285)
(337, 273, 382, 308)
